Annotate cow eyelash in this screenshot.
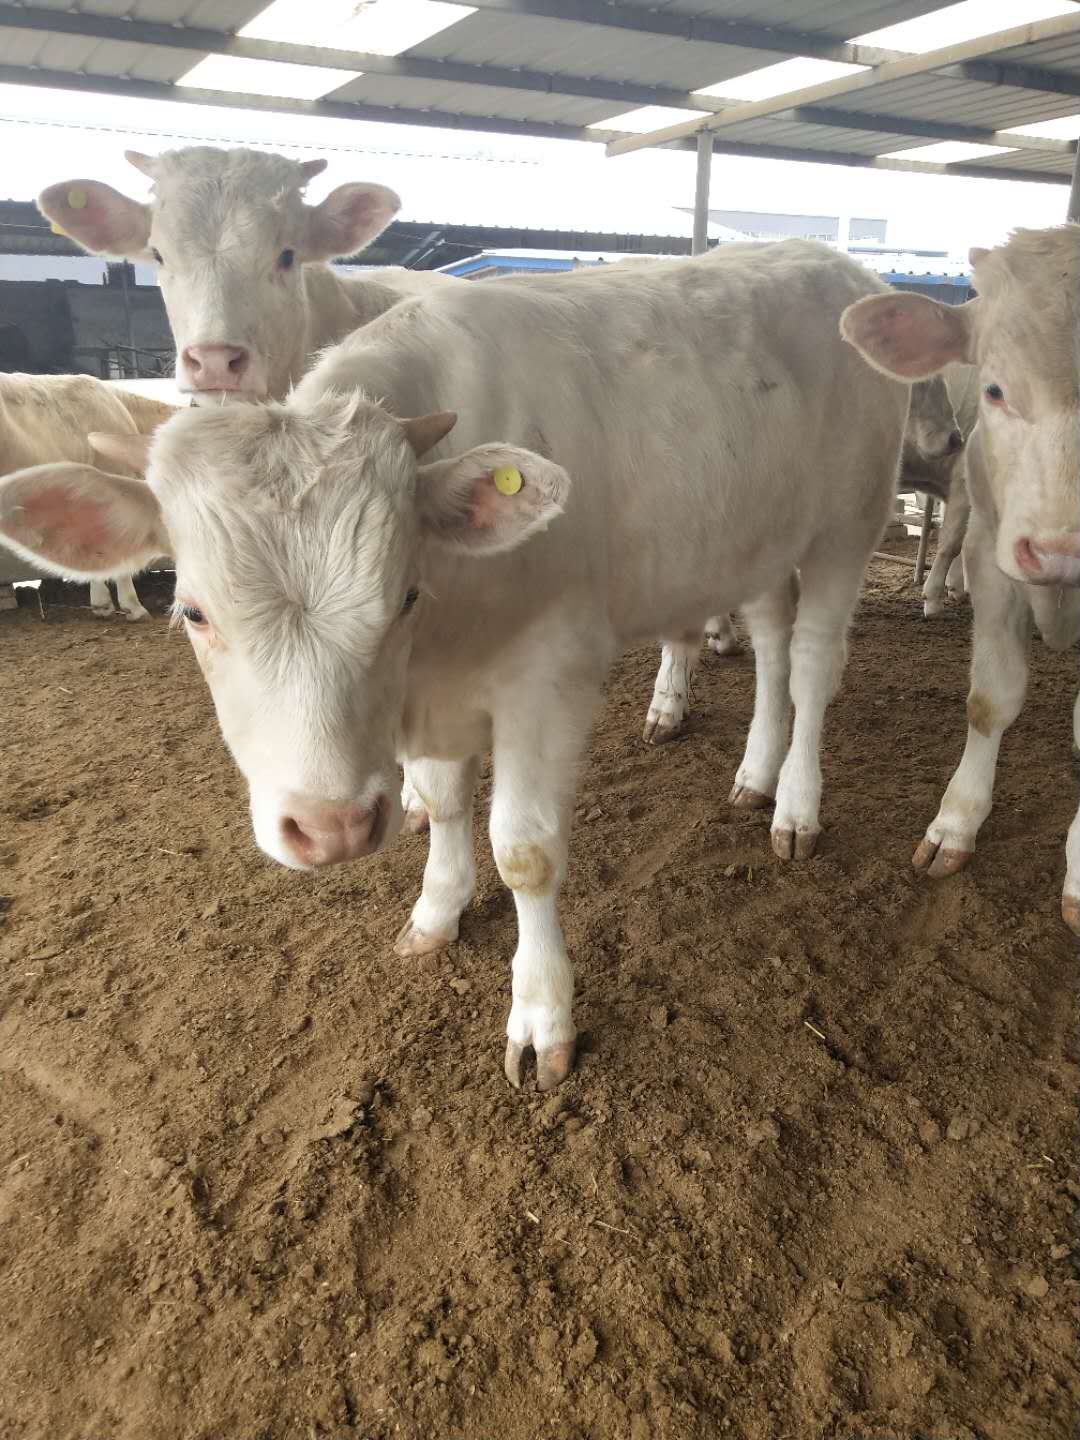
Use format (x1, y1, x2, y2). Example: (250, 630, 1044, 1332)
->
(984, 383, 1005, 404)
(278, 248, 296, 270)
(151, 248, 164, 265)
(173, 602, 208, 628)
(401, 586, 420, 614)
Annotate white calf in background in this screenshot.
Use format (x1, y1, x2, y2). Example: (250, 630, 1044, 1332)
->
(40, 145, 459, 405)
(842, 225, 1080, 934)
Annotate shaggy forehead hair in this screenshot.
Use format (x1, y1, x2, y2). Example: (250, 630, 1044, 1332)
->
(973, 225, 1080, 382)
(155, 392, 417, 669)
(147, 145, 312, 203)
(145, 146, 315, 253)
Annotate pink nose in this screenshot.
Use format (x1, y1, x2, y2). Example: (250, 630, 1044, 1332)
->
(1014, 534, 1080, 586)
(279, 796, 386, 868)
(182, 344, 250, 391)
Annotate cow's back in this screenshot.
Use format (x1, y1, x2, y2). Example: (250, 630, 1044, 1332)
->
(0, 373, 139, 475)
(308, 240, 906, 651)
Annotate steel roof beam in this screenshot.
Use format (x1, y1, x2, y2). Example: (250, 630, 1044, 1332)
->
(0, 63, 1066, 192)
(443, 0, 906, 66)
(607, 12, 1080, 155)
(0, 3, 733, 113)
(0, 3, 1073, 157)
(781, 105, 1076, 153)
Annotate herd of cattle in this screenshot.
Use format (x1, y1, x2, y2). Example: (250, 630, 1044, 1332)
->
(0, 145, 1077, 1089)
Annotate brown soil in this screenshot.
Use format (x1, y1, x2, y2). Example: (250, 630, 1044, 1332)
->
(1, 557, 1077, 1440)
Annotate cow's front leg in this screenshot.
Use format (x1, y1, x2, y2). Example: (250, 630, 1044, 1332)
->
(730, 577, 797, 809)
(114, 573, 150, 622)
(89, 579, 116, 618)
(492, 688, 597, 1090)
(1065, 690, 1080, 935)
(644, 632, 700, 743)
(400, 760, 430, 834)
(913, 530, 1030, 877)
(394, 755, 478, 957)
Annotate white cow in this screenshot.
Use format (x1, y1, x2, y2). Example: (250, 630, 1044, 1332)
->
(842, 225, 1080, 934)
(0, 372, 175, 616)
(38, 145, 458, 403)
(0, 240, 909, 1086)
(643, 371, 966, 744)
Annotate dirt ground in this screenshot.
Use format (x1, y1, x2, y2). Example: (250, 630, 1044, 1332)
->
(1, 554, 1077, 1440)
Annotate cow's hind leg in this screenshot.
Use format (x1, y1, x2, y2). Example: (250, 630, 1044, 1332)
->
(770, 548, 864, 860)
(493, 680, 600, 1090)
(913, 523, 1030, 877)
(394, 755, 479, 957)
(644, 632, 701, 744)
(89, 579, 116, 618)
(114, 573, 150, 622)
(730, 577, 797, 810)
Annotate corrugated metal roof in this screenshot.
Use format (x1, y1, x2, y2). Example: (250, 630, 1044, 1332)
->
(0, 1, 1074, 191)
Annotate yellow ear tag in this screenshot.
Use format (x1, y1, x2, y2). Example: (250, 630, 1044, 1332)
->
(67, 187, 88, 211)
(50, 222, 69, 237)
(493, 465, 522, 496)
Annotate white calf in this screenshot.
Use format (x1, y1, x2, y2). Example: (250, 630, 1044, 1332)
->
(39, 146, 458, 404)
(0, 239, 909, 1086)
(843, 225, 1080, 934)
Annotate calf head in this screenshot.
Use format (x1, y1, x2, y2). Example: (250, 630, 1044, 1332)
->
(906, 374, 964, 463)
(38, 147, 400, 402)
(842, 226, 1080, 587)
(0, 395, 569, 870)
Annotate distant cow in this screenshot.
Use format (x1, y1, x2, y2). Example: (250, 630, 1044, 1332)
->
(0, 372, 175, 616)
(0, 239, 910, 1087)
(842, 224, 1080, 934)
(39, 146, 458, 403)
(901, 362, 980, 619)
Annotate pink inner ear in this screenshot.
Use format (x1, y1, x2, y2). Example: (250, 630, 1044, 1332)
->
(24, 486, 110, 559)
(468, 474, 501, 529)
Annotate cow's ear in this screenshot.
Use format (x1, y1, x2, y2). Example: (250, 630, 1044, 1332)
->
(304, 183, 400, 260)
(89, 431, 153, 474)
(416, 444, 569, 555)
(841, 292, 978, 380)
(37, 179, 152, 259)
(0, 462, 166, 580)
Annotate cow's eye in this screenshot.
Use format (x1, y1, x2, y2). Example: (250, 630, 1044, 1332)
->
(401, 586, 419, 614)
(278, 248, 296, 270)
(151, 248, 164, 266)
(180, 604, 208, 628)
(984, 383, 1005, 404)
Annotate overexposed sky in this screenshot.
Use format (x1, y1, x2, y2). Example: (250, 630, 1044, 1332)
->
(2, 0, 1078, 258)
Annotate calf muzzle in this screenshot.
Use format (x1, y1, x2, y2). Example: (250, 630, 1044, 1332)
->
(278, 794, 388, 868)
(1014, 534, 1080, 587)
